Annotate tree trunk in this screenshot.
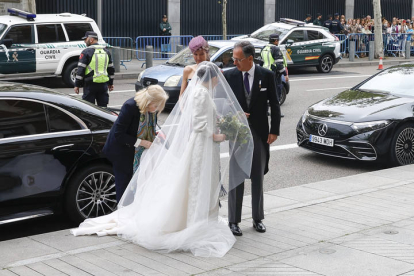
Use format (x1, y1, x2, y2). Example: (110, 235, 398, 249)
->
(222, 0, 227, 40)
(27, 0, 36, 13)
(373, 0, 384, 58)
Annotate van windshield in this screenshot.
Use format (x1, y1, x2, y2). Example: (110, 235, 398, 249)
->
(0, 24, 7, 37)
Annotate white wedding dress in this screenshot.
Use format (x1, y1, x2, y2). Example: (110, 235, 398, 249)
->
(71, 62, 253, 258)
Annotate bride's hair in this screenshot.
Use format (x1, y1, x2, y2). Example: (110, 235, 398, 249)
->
(134, 84, 169, 114)
(197, 62, 218, 82)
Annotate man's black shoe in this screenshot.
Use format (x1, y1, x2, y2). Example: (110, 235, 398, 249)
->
(253, 220, 266, 233)
(281, 114, 285, 118)
(229, 223, 242, 236)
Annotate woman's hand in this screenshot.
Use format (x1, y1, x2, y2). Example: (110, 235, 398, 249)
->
(213, 134, 226, 142)
(140, 140, 152, 149)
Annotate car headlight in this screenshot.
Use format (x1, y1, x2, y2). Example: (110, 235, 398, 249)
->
(137, 70, 145, 82)
(164, 75, 181, 87)
(301, 110, 309, 124)
(351, 120, 391, 133)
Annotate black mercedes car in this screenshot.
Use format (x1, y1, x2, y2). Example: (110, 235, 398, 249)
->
(297, 64, 414, 166)
(0, 83, 117, 224)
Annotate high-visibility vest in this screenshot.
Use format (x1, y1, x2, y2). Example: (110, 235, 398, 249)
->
(261, 44, 275, 71)
(85, 45, 109, 83)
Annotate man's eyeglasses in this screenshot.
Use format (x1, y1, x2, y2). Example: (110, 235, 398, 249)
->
(231, 57, 247, 63)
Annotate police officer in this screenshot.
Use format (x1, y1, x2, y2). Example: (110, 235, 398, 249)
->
(304, 14, 312, 24)
(324, 14, 333, 31)
(313, 13, 323, 26)
(74, 31, 115, 107)
(330, 13, 344, 34)
(261, 34, 286, 103)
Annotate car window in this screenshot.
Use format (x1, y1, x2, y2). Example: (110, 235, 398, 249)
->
(283, 30, 305, 43)
(4, 25, 33, 44)
(37, 24, 66, 43)
(359, 65, 414, 96)
(307, 30, 325, 41)
(214, 49, 235, 68)
(47, 106, 82, 132)
(250, 25, 290, 42)
(0, 100, 47, 139)
(64, 23, 93, 41)
(0, 24, 7, 37)
(168, 45, 219, 66)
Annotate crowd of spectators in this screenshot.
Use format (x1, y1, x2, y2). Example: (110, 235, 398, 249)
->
(305, 14, 414, 57)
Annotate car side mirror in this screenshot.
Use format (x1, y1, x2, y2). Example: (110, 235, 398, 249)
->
(0, 39, 13, 48)
(214, 61, 223, 69)
(286, 39, 294, 47)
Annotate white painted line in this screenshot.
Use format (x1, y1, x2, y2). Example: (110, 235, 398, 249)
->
(306, 87, 350, 91)
(220, 143, 298, 159)
(69, 89, 135, 96)
(290, 75, 371, 82)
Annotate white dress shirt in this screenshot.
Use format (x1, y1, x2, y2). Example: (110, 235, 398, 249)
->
(242, 63, 255, 92)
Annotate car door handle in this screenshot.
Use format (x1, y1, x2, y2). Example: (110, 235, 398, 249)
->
(301, 46, 306, 49)
(26, 48, 35, 52)
(52, 144, 74, 151)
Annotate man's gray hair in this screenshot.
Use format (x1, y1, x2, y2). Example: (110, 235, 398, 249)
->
(234, 41, 255, 58)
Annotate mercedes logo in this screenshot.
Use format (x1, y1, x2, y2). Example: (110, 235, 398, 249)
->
(318, 123, 328, 136)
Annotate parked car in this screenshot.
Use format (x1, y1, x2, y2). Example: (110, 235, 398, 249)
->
(297, 64, 414, 166)
(135, 40, 290, 108)
(0, 8, 106, 87)
(233, 18, 341, 73)
(0, 82, 117, 224)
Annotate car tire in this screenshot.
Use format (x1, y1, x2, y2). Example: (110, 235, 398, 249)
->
(62, 61, 78, 88)
(65, 164, 117, 223)
(279, 85, 287, 106)
(390, 123, 414, 166)
(317, 54, 334, 73)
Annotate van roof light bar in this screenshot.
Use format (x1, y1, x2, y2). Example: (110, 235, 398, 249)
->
(8, 8, 36, 21)
(280, 18, 304, 27)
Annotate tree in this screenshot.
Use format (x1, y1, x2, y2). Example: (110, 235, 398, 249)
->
(27, 0, 36, 13)
(218, 0, 227, 40)
(373, 0, 384, 58)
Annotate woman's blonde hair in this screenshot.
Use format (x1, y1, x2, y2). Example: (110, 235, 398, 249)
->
(134, 84, 169, 114)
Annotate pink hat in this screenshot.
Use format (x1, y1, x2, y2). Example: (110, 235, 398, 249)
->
(189, 36, 209, 54)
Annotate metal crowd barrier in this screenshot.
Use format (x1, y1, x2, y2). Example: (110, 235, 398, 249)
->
(385, 33, 409, 57)
(135, 35, 194, 60)
(334, 34, 348, 58)
(201, 34, 245, 41)
(104, 37, 134, 69)
(350, 33, 374, 58)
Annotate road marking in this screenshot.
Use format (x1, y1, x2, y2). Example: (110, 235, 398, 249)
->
(69, 89, 135, 96)
(290, 75, 371, 82)
(220, 143, 298, 158)
(306, 87, 350, 91)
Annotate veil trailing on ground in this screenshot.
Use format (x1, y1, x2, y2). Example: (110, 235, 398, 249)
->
(71, 62, 253, 257)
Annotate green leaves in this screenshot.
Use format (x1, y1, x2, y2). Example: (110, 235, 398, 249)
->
(217, 113, 251, 145)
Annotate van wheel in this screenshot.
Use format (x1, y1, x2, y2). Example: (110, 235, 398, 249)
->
(65, 164, 117, 223)
(317, 54, 333, 73)
(62, 61, 78, 88)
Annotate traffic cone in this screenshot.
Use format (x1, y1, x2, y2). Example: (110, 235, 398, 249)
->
(377, 57, 384, 70)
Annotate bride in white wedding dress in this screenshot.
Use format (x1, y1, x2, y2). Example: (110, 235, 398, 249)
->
(71, 62, 253, 257)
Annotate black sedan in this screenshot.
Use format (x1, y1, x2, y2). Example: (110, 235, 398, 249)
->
(0, 83, 117, 224)
(297, 64, 414, 166)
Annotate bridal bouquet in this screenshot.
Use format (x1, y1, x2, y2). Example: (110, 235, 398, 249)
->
(217, 113, 251, 145)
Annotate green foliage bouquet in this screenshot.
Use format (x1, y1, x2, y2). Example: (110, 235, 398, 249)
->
(217, 113, 251, 145)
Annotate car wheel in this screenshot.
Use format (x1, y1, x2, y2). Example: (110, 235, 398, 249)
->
(279, 85, 287, 106)
(62, 61, 78, 88)
(317, 54, 334, 73)
(65, 164, 117, 223)
(390, 123, 414, 166)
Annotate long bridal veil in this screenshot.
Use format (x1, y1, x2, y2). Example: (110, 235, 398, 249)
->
(71, 62, 253, 257)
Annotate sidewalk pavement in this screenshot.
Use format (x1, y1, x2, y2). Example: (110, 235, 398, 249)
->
(2, 165, 414, 276)
(115, 56, 414, 80)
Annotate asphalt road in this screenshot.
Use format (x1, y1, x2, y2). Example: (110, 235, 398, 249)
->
(0, 64, 391, 241)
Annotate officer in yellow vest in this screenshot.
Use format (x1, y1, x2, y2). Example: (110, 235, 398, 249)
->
(261, 34, 286, 102)
(74, 31, 115, 107)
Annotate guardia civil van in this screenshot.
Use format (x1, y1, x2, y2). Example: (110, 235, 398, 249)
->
(233, 18, 341, 73)
(0, 8, 105, 87)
